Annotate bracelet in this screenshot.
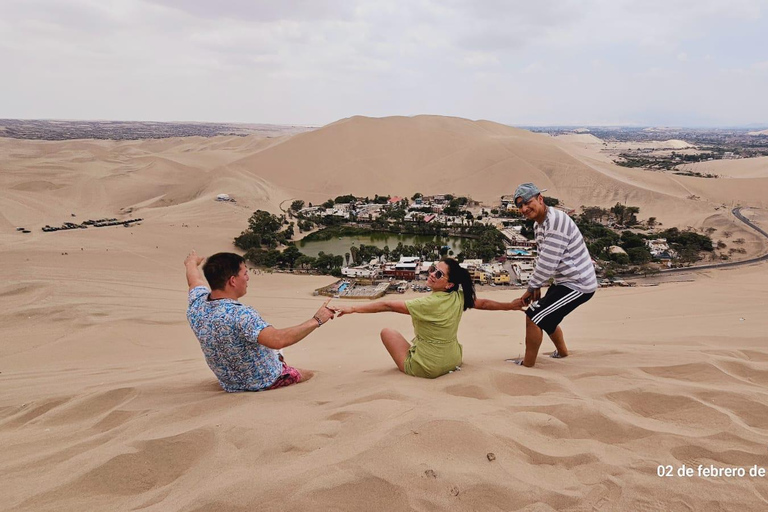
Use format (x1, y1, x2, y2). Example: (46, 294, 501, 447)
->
(313, 315, 323, 327)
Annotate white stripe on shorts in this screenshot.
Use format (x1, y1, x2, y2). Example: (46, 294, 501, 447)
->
(532, 289, 582, 325)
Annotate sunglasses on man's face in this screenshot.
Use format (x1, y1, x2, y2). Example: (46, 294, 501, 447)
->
(516, 197, 536, 208)
(428, 265, 446, 280)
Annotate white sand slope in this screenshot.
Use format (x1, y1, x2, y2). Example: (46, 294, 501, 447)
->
(682, 156, 768, 179)
(2, 116, 768, 510)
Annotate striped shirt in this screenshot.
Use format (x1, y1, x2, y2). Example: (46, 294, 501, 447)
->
(528, 207, 597, 294)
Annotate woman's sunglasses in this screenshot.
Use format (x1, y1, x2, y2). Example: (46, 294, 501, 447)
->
(428, 265, 446, 280)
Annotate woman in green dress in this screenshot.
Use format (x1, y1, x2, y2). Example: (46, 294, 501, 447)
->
(332, 258, 523, 378)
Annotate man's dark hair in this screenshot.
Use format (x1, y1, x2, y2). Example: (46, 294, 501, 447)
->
(203, 252, 245, 290)
(442, 257, 476, 310)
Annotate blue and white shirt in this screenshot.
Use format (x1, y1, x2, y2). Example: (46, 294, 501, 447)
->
(187, 286, 280, 392)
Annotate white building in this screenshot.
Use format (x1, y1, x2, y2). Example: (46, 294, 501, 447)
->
(341, 265, 381, 279)
(646, 238, 675, 259)
(460, 259, 484, 269)
(512, 262, 535, 284)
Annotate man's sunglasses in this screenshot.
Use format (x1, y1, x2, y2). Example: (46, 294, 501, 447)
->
(516, 197, 536, 208)
(428, 265, 445, 280)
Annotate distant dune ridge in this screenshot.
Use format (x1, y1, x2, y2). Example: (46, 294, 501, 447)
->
(2, 115, 766, 229)
(2, 115, 768, 510)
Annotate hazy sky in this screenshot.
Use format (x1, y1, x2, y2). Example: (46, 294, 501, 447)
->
(2, 0, 767, 126)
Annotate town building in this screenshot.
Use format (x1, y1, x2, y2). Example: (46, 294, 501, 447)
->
(492, 271, 511, 285)
(646, 238, 676, 259)
(341, 265, 381, 279)
(512, 261, 535, 284)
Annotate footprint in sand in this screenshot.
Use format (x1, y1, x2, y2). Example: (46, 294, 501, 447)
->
(41, 388, 138, 426)
(671, 445, 765, 469)
(443, 384, 491, 400)
(299, 475, 410, 510)
(639, 362, 741, 386)
(585, 479, 623, 510)
(492, 372, 563, 397)
(718, 360, 768, 386)
(740, 349, 768, 362)
(514, 404, 653, 443)
(694, 390, 768, 430)
(514, 442, 600, 470)
(2, 398, 69, 428)
(92, 410, 140, 432)
(342, 390, 408, 407)
(605, 390, 732, 431)
(71, 427, 215, 495)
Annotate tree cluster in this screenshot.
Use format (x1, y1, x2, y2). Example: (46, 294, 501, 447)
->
(575, 209, 714, 268)
(234, 210, 294, 250)
(234, 210, 344, 276)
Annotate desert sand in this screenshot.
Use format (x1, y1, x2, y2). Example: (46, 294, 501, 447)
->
(681, 156, 768, 179)
(2, 116, 768, 511)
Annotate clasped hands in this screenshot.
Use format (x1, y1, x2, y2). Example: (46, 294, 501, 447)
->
(514, 288, 541, 310)
(313, 299, 337, 325)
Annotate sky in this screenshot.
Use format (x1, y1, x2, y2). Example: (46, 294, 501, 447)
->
(1, 0, 767, 127)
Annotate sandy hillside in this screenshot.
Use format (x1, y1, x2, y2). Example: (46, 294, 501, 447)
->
(223, 116, 766, 241)
(226, 116, 708, 219)
(681, 156, 768, 179)
(2, 116, 768, 510)
(0, 135, 291, 232)
(3, 115, 766, 235)
(2, 227, 768, 511)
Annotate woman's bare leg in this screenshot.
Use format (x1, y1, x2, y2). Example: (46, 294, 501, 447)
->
(380, 328, 411, 373)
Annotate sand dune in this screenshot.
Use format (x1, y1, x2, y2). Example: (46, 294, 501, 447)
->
(2, 116, 768, 510)
(682, 156, 768, 179)
(2, 260, 767, 510)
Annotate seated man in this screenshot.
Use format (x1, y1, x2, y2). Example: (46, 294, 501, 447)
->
(185, 250, 335, 392)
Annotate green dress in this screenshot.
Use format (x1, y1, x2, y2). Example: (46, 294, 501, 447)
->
(403, 291, 464, 378)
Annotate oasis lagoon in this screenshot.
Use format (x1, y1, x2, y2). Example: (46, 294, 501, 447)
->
(297, 233, 469, 259)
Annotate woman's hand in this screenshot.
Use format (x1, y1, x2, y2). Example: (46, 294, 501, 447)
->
(331, 305, 354, 317)
(509, 298, 527, 311)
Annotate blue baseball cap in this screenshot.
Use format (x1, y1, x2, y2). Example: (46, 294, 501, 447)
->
(513, 183, 547, 206)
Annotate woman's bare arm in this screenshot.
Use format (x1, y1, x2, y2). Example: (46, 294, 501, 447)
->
(474, 297, 525, 311)
(333, 300, 409, 316)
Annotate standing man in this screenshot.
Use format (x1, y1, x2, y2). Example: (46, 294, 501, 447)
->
(185, 250, 336, 392)
(513, 183, 597, 367)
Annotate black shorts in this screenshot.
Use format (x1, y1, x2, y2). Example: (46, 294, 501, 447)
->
(525, 285, 594, 335)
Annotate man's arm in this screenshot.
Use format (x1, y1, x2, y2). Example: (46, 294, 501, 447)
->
(332, 300, 410, 317)
(474, 297, 526, 311)
(257, 300, 337, 350)
(185, 250, 207, 291)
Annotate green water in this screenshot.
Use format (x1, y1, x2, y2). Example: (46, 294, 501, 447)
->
(297, 233, 468, 259)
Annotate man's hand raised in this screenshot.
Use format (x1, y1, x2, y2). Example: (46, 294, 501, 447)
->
(185, 250, 205, 267)
(313, 299, 336, 326)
